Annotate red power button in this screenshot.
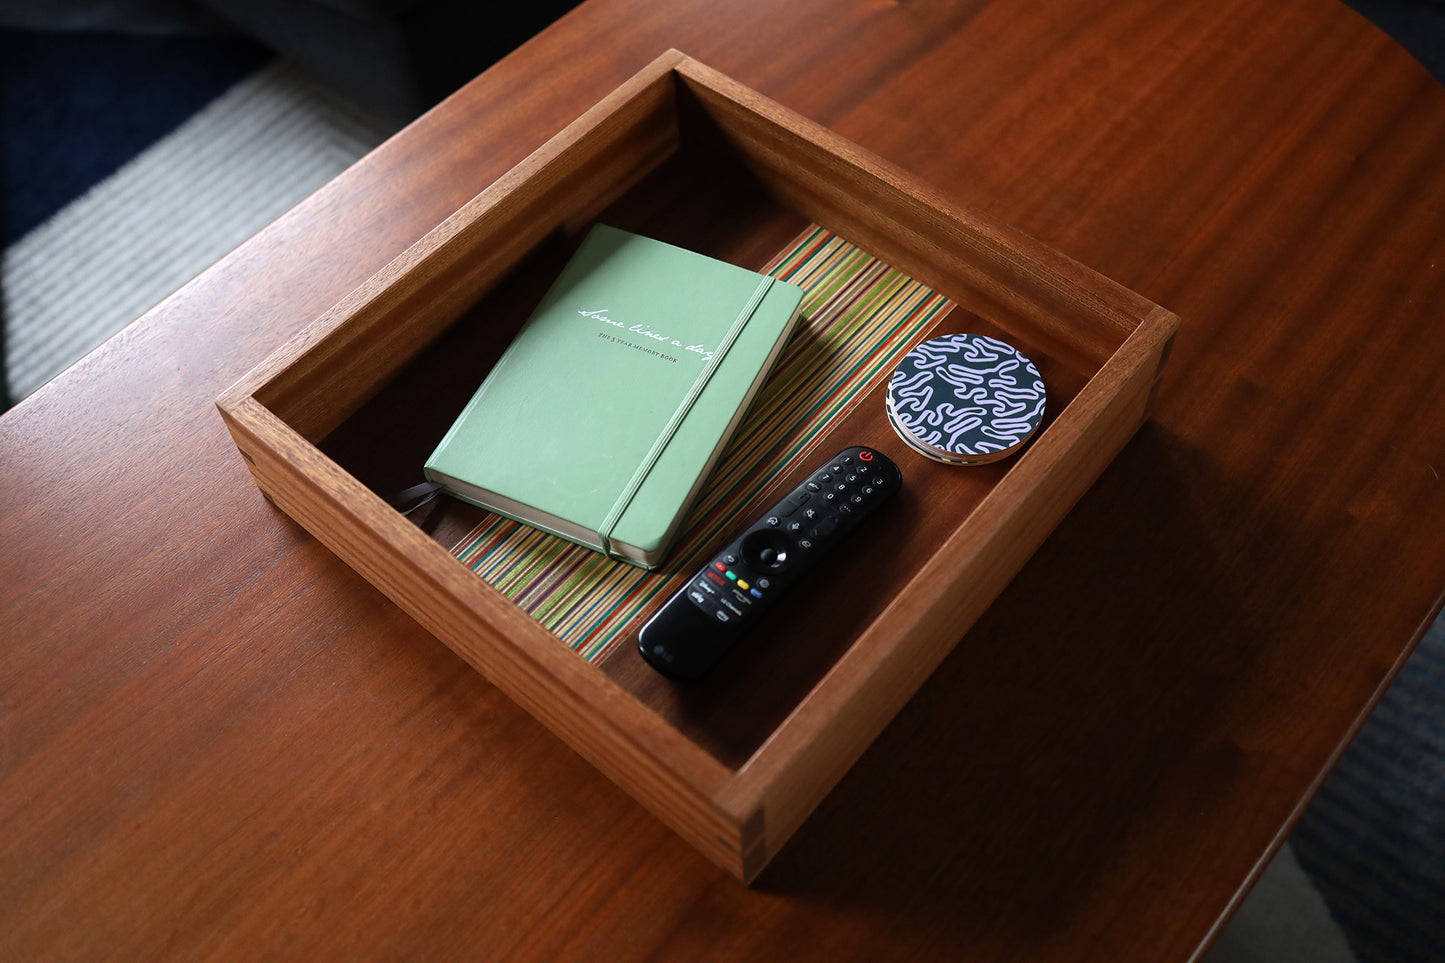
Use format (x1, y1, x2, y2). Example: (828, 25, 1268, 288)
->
(859, 450, 874, 461)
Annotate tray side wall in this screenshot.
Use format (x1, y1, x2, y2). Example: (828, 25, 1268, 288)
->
(232, 51, 687, 443)
(673, 60, 1158, 372)
(726, 307, 1179, 874)
(216, 395, 752, 878)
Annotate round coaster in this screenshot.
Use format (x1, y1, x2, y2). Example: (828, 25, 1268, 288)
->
(886, 333, 1046, 465)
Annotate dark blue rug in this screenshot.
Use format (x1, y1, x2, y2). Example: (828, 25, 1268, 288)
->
(1345, 0, 1445, 82)
(1293, 617, 1445, 963)
(0, 28, 269, 247)
(1, 26, 267, 411)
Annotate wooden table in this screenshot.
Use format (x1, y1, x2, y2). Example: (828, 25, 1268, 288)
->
(5, 0, 1443, 958)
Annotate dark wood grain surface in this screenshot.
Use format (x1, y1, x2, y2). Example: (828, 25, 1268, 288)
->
(5, 0, 1444, 958)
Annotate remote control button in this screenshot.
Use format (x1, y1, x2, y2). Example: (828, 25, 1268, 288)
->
(742, 529, 794, 571)
(812, 514, 840, 538)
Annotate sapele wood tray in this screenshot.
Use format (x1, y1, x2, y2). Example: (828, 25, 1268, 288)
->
(217, 50, 1177, 882)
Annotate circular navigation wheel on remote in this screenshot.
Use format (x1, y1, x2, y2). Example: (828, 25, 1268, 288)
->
(742, 529, 793, 570)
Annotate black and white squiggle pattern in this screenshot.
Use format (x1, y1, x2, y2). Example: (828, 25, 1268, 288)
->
(887, 333, 1046, 461)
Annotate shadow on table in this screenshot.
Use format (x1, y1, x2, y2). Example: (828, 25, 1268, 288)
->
(753, 420, 1344, 954)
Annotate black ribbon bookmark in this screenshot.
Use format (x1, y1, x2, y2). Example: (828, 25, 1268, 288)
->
(387, 481, 445, 518)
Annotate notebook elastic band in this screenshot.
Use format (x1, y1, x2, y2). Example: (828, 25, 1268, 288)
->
(596, 276, 776, 559)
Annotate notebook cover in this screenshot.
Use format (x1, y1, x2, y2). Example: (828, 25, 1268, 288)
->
(424, 224, 804, 567)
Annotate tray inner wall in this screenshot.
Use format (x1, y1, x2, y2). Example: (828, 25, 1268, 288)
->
(318, 148, 1098, 769)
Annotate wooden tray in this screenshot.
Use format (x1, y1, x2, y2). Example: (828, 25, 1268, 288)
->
(216, 50, 1178, 882)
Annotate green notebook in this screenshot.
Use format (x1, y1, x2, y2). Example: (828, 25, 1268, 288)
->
(424, 224, 805, 569)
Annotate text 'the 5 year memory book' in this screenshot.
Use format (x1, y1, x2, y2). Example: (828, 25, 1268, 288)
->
(424, 224, 805, 569)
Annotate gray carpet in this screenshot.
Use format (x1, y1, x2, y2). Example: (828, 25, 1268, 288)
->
(3, 59, 395, 398)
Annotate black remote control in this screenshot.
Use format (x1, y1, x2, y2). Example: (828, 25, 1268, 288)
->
(637, 445, 902, 681)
